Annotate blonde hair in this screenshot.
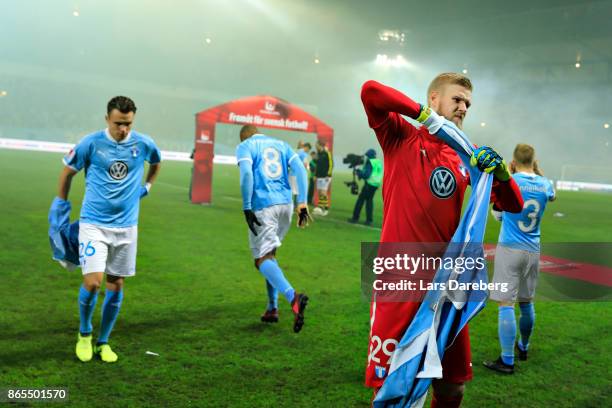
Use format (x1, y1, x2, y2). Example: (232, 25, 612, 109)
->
(427, 73, 473, 98)
(513, 143, 535, 166)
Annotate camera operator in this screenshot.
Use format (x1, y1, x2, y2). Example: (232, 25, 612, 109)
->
(348, 149, 382, 226)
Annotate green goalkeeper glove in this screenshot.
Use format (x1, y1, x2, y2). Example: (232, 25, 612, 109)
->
(470, 146, 511, 181)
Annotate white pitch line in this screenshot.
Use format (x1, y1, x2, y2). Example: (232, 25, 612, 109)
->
(156, 181, 188, 190)
(222, 196, 242, 202)
(321, 216, 382, 231)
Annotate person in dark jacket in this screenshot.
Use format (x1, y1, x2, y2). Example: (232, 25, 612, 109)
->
(313, 140, 333, 216)
(308, 151, 317, 205)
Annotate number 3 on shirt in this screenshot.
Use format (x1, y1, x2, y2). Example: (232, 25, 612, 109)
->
(518, 199, 540, 232)
(262, 147, 282, 179)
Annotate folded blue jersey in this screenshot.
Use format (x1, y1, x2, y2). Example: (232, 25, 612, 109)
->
(48, 197, 80, 268)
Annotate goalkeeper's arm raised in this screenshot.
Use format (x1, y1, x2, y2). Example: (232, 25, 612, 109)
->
(360, 80, 426, 128)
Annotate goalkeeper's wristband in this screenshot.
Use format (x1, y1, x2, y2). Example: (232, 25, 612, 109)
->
(415, 105, 431, 123)
(416, 105, 445, 133)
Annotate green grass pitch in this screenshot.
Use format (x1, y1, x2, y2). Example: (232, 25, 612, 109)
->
(0, 149, 610, 407)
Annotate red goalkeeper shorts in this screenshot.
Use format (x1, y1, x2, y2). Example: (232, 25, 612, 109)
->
(365, 300, 473, 388)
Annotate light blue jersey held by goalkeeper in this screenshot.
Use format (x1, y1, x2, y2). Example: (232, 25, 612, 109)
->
(236, 134, 300, 211)
(498, 172, 555, 251)
(63, 129, 161, 227)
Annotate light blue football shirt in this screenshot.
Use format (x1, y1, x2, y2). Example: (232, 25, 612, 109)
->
(288, 149, 308, 176)
(63, 129, 161, 227)
(236, 134, 299, 211)
(297, 149, 308, 163)
(499, 172, 555, 251)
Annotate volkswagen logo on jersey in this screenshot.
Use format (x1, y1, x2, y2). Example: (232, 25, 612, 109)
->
(109, 161, 128, 180)
(429, 166, 456, 199)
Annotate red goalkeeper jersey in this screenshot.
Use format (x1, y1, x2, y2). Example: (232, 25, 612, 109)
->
(361, 80, 522, 243)
(361, 80, 523, 387)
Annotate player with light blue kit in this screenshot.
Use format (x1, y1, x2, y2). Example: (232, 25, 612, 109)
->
(236, 125, 311, 333)
(484, 143, 556, 374)
(52, 96, 161, 363)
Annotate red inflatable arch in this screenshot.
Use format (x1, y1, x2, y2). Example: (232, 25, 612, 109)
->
(190, 95, 334, 204)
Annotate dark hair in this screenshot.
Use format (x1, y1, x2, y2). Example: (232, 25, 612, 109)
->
(107, 96, 137, 115)
(303, 142, 312, 149)
(239, 125, 259, 140)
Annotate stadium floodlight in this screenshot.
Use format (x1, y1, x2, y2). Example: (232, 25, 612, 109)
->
(480, 122, 486, 127)
(314, 58, 320, 64)
(72, 10, 79, 17)
(375, 54, 408, 68)
(604, 123, 609, 129)
(0, 90, 7, 97)
(575, 52, 582, 69)
(205, 37, 212, 44)
(378, 29, 406, 44)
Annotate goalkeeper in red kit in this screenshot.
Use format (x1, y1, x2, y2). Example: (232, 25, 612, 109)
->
(362, 73, 524, 407)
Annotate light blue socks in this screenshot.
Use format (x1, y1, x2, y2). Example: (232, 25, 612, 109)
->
(498, 305, 516, 365)
(97, 289, 123, 345)
(266, 280, 278, 311)
(78, 285, 98, 336)
(518, 303, 535, 351)
(259, 259, 295, 303)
